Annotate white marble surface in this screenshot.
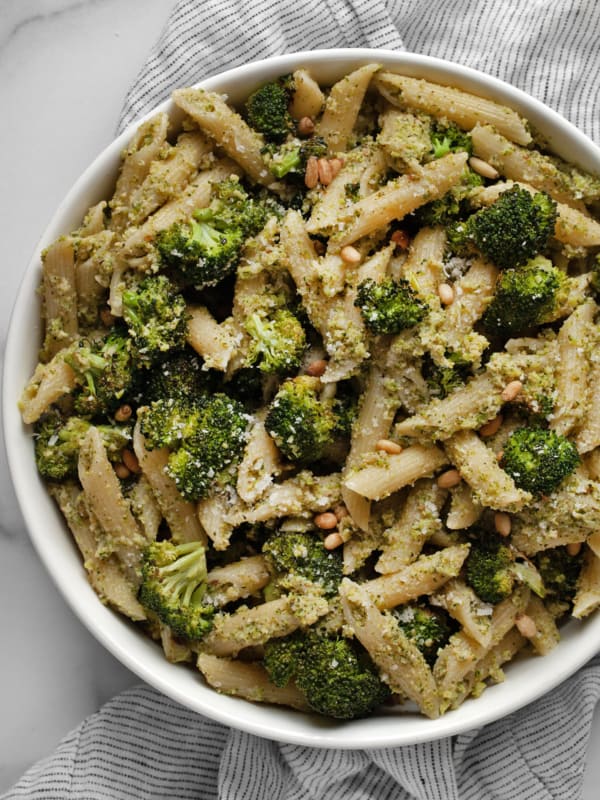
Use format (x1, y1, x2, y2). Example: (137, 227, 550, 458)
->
(1, 0, 600, 795)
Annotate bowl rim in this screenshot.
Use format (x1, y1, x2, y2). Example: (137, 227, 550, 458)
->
(5, 46, 600, 749)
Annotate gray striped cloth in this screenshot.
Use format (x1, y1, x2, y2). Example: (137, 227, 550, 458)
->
(6, 1, 600, 797)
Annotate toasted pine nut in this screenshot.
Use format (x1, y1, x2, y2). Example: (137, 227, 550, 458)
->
(122, 449, 140, 474)
(314, 512, 338, 530)
(297, 116, 315, 136)
(329, 158, 343, 178)
(391, 229, 410, 249)
(333, 504, 348, 521)
(100, 308, 115, 327)
(468, 156, 499, 180)
(375, 439, 403, 455)
(567, 542, 583, 557)
(515, 613, 538, 639)
(437, 469, 462, 489)
(317, 157, 333, 185)
(501, 380, 523, 402)
(305, 156, 319, 189)
(340, 245, 361, 265)
(324, 532, 344, 550)
(312, 239, 326, 255)
(114, 404, 132, 423)
(494, 511, 512, 537)
(497, 450, 504, 462)
(114, 463, 130, 480)
(479, 414, 503, 438)
(438, 283, 455, 305)
(305, 359, 327, 377)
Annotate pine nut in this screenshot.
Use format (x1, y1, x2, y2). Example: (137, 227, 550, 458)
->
(494, 511, 512, 537)
(333, 504, 348, 521)
(391, 229, 410, 249)
(515, 614, 538, 639)
(324, 532, 344, 550)
(479, 414, 503, 438)
(114, 463, 130, 480)
(340, 245, 361, 265)
(501, 380, 523, 402)
(305, 359, 327, 377)
(314, 512, 338, 530)
(305, 156, 319, 189)
(438, 283, 455, 305)
(313, 239, 326, 255)
(468, 156, 499, 180)
(317, 158, 333, 185)
(567, 542, 582, 557)
(100, 308, 115, 327)
(437, 469, 462, 489)
(375, 439, 403, 455)
(122, 449, 140, 474)
(329, 158, 343, 178)
(297, 116, 315, 136)
(114, 404, 132, 423)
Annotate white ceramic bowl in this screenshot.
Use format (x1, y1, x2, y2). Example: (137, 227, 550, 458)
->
(5, 48, 600, 748)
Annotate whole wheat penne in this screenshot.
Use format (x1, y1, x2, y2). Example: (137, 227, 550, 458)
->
(575, 344, 600, 453)
(160, 625, 193, 663)
(128, 475, 162, 542)
(344, 443, 448, 502)
(198, 653, 310, 711)
(524, 595, 560, 655)
(432, 579, 493, 647)
(446, 482, 483, 530)
(186, 306, 238, 371)
(236, 413, 282, 504)
(339, 578, 440, 718)
(79, 200, 108, 236)
(42, 237, 78, 359)
(75, 230, 114, 327)
(401, 226, 447, 306)
(375, 73, 531, 145)
(573, 548, 600, 619)
(289, 68, 325, 120)
(206, 555, 271, 607)
(20, 354, 77, 425)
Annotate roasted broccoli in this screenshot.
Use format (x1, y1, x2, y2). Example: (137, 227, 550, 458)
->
(482, 256, 567, 336)
(121, 274, 187, 366)
(138, 540, 215, 640)
(34, 411, 131, 481)
(143, 349, 219, 405)
(414, 169, 483, 227)
(446, 186, 558, 269)
(534, 546, 583, 605)
(245, 309, 307, 375)
(245, 76, 294, 142)
(354, 277, 428, 335)
(264, 376, 341, 464)
(263, 530, 343, 598)
(393, 604, 454, 665)
(501, 426, 580, 496)
(422, 353, 471, 399)
(66, 330, 137, 416)
(465, 535, 515, 604)
(430, 122, 473, 159)
(263, 630, 390, 719)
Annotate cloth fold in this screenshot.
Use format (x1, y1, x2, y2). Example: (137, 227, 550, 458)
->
(6, 1, 600, 798)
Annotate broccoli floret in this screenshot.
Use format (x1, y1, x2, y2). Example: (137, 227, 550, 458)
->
(392, 604, 454, 665)
(422, 353, 471, 399)
(354, 277, 428, 335)
(266, 136, 328, 179)
(447, 186, 558, 269)
(245, 76, 294, 142)
(264, 376, 339, 464)
(138, 540, 215, 640)
(245, 309, 307, 375)
(263, 631, 390, 719)
(465, 535, 515, 604)
(501, 426, 580, 496)
(263, 530, 342, 598)
(430, 122, 473, 159)
(225, 366, 265, 409)
(34, 411, 131, 481)
(534, 546, 583, 605)
(144, 349, 219, 404)
(482, 256, 566, 336)
(122, 275, 187, 366)
(415, 169, 483, 227)
(66, 330, 137, 416)
(138, 396, 200, 450)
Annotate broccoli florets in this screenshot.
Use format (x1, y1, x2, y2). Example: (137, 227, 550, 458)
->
(245, 76, 294, 142)
(392, 604, 454, 665)
(534, 546, 583, 605)
(138, 540, 215, 640)
(501, 426, 580, 496)
(482, 256, 567, 336)
(447, 186, 558, 269)
(66, 330, 137, 416)
(430, 122, 473, 159)
(263, 530, 342, 598)
(143, 349, 219, 404)
(263, 630, 390, 719)
(245, 309, 307, 375)
(354, 278, 428, 335)
(422, 353, 471, 399)
(122, 275, 187, 366)
(34, 411, 131, 481)
(465, 535, 515, 604)
(264, 376, 340, 464)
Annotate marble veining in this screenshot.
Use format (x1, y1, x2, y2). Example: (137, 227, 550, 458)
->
(0, 0, 599, 794)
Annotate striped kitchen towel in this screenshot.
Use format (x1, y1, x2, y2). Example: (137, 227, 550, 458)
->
(6, 1, 600, 798)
